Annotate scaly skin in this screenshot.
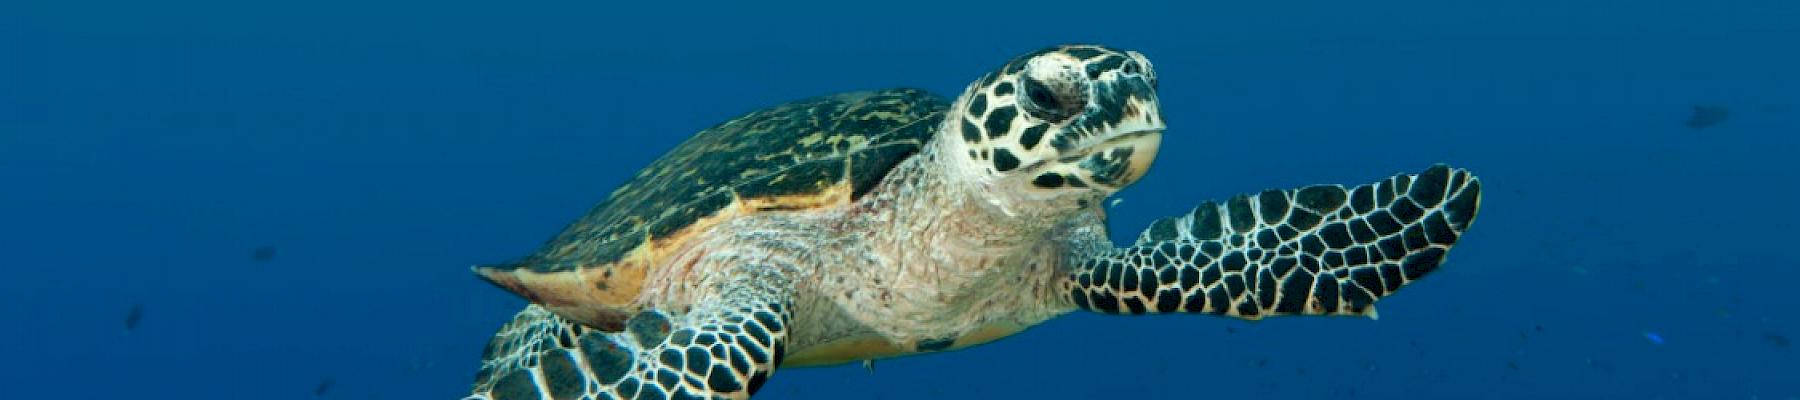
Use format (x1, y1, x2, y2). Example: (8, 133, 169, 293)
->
(637, 138, 1115, 367)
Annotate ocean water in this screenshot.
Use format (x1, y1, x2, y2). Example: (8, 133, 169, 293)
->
(4, 1, 1797, 398)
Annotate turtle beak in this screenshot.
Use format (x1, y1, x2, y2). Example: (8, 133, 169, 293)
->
(1073, 130, 1162, 190)
(995, 125, 1159, 216)
(1062, 75, 1164, 191)
(1003, 73, 1165, 199)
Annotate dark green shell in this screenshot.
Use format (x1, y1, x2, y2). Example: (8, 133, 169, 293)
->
(504, 88, 949, 272)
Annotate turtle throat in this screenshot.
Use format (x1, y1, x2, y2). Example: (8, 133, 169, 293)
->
(840, 138, 1108, 347)
(881, 140, 1081, 255)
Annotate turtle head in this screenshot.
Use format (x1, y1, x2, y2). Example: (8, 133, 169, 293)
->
(940, 44, 1165, 215)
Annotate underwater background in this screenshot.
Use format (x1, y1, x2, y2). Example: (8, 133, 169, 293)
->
(4, 0, 1797, 398)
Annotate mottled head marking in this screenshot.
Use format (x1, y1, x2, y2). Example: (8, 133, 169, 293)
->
(941, 44, 1164, 211)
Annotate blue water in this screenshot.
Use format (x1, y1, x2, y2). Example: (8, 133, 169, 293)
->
(4, 1, 1797, 398)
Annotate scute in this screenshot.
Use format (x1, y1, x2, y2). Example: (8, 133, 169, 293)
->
(476, 88, 951, 328)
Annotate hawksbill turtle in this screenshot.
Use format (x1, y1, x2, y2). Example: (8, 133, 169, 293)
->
(467, 44, 1482, 399)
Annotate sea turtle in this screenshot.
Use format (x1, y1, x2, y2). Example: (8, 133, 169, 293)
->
(467, 44, 1482, 400)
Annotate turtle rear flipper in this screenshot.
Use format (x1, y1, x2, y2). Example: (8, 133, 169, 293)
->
(474, 262, 640, 331)
(469, 268, 792, 400)
(1067, 164, 1481, 319)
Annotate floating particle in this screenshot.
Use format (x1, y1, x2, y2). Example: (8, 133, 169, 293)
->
(1224, 327, 1236, 334)
(1765, 333, 1790, 347)
(1534, 325, 1544, 332)
(1685, 105, 1729, 129)
(314, 378, 333, 396)
(1583, 356, 1614, 373)
(1643, 331, 1666, 345)
(1253, 357, 1269, 368)
(403, 357, 435, 374)
(1506, 360, 1519, 370)
(252, 246, 278, 262)
(124, 304, 144, 331)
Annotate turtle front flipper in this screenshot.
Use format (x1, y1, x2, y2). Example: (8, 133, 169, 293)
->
(469, 269, 792, 400)
(1066, 164, 1481, 319)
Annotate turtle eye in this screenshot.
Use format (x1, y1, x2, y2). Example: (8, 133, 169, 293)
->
(1020, 77, 1082, 123)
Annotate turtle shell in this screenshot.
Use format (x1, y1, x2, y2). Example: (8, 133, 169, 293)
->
(477, 88, 950, 329)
